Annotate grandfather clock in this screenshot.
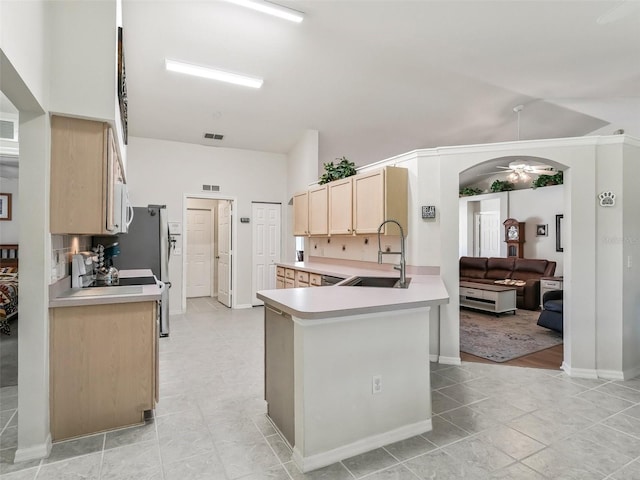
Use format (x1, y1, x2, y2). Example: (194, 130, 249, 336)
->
(504, 218, 525, 258)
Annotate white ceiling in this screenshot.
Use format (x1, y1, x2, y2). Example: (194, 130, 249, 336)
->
(123, 1, 640, 174)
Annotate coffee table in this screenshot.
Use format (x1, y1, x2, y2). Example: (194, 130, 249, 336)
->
(460, 281, 517, 315)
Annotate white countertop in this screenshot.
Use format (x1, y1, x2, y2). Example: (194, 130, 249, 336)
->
(49, 269, 162, 308)
(258, 269, 449, 320)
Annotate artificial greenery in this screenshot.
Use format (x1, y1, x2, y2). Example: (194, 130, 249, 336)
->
(318, 156, 357, 185)
(490, 180, 515, 192)
(459, 187, 483, 197)
(532, 171, 563, 189)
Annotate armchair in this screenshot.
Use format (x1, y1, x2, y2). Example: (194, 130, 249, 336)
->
(537, 290, 563, 333)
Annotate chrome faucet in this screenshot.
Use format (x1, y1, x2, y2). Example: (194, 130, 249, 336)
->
(377, 219, 407, 288)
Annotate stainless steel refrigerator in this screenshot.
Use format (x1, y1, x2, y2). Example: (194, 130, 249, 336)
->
(112, 205, 171, 336)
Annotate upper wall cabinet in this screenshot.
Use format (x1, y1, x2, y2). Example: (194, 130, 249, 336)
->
(293, 186, 329, 236)
(50, 115, 123, 235)
(354, 167, 407, 236)
(294, 166, 408, 237)
(293, 191, 309, 236)
(308, 185, 328, 236)
(328, 178, 354, 235)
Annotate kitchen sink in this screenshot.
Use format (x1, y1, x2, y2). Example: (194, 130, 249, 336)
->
(338, 276, 411, 288)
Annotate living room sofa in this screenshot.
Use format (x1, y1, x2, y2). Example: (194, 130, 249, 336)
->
(459, 256, 556, 310)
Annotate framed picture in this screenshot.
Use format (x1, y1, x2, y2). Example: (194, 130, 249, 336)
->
(0, 193, 12, 221)
(556, 214, 564, 252)
(117, 26, 128, 145)
(536, 224, 548, 236)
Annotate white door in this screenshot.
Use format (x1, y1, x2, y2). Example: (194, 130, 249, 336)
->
(252, 203, 281, 305)
(186, 208, 212, 298)
(217, 201, 232, 307)
(475, 211, 501, 257)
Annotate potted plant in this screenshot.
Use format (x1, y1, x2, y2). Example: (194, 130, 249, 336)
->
(490, 180, 515, 192)
(318, 156, 357, 185)
(459, 187, 483, 197)
(532, 171, 563, 189)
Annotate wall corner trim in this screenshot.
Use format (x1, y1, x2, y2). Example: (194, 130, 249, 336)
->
(14, 433, 52, 463)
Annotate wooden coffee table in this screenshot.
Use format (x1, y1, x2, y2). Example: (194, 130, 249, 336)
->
(460, 281, 517, 315)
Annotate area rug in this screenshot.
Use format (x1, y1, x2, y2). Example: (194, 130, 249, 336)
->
(460, 308, 562, 362)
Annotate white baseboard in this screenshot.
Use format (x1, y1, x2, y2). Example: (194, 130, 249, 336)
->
(622, 365, 640, 381)
(429, 354, 439, 362)
(438, 355, 462, 366)
(596, 369, 626, 381)
(292, 419, 432, 473)
(561, 362, 598, 379)
(234, 304, 253, 309)
(14, 434, 52, 463)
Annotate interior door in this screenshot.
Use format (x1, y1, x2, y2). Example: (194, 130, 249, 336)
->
(252, 203, 282, 305)
(475, 211, 501, 257)
(217, 201, 232, 307)
(186, 208, 212, 298)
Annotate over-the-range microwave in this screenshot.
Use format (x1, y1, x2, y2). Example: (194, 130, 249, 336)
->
(113, 183, 134, 234)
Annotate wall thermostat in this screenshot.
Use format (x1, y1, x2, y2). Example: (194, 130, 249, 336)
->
(240, 217, 250, 223)
(422, 206, 436, 219)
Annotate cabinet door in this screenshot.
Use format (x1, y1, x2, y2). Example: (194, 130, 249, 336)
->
(328, 177, 354, 235)
(50, 302, 156, 441)
(308, 185, 328, 235)
(353, 170, 384, 234)
(292, 191, 309, 236)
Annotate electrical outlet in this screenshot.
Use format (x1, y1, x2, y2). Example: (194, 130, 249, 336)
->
(372, 375, 382, 394)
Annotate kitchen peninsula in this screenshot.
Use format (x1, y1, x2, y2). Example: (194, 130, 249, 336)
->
(257, 269, 449, 473)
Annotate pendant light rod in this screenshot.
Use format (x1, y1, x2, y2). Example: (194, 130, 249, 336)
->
(513, 104, 524, 141)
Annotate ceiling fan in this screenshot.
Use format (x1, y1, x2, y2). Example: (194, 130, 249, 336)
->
(478, 161, 559, 182)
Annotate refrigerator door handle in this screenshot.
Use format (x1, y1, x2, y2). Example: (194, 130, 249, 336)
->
(126, 203, 135, 229)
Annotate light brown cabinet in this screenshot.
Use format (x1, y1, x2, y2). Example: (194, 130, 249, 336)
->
(292, 191, 309, 236)
(50, 115, 124, 235)
(354, 167, 407, 236)
(50, 301, 158, 441)
(328, 177, 354, 235)
(293, 186, 328, 236)
(308, 185, 328, 235)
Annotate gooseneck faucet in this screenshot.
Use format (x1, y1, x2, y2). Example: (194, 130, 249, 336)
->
(377, 219, 407, 288)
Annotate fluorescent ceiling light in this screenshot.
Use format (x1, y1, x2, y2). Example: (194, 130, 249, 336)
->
(165, 59, 263, 89)
(223, 0, 304, 23)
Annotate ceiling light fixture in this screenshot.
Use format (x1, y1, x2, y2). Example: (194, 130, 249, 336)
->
(165, 59, 264, 89)
(223, 0, 304, 23)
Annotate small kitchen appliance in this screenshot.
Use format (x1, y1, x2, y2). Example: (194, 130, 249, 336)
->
(71, 252, 96, 288)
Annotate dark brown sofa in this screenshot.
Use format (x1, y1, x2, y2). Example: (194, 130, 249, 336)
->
(460, 256, 556, 310)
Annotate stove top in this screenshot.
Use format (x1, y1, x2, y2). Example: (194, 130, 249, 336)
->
(90, 276, 157, 287)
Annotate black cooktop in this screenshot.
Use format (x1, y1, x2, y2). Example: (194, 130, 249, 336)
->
(118, 276, 157, 286)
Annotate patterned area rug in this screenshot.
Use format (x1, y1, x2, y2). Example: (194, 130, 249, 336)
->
(460, 308, 563, 362)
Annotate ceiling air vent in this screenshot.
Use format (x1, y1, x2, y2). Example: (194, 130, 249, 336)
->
(202, 185, 220, 192)
(203, 132, 224, 140)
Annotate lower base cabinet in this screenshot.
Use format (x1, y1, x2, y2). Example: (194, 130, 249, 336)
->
(50, 301, 158, 441)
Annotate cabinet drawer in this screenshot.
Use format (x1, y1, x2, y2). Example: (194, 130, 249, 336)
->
(285, 279, 295, 288)
(482, 290, 497, 301)
(285, 269, 295, 280)
(297, 282, 310, 288)
(296, 271, 309, 283)
(460, 287, 484, 298)
(310, 274, 322, 286)
(276, 266, 285, 277)
(541, 280, 561, 289)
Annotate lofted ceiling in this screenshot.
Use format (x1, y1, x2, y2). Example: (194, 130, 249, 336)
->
(121, 1, 640, 177)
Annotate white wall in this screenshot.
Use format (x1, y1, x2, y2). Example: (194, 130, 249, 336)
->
(1, 0, 53, 462)
(286, 130, 319, 262)
(0, 176, 19, 243)
(48, 0, 126, 165)
(622, 144, 640, 377)
(127, 137, 287, 311)
(507, 185, 564, 274)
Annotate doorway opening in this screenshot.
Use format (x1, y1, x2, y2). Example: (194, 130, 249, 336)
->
(183, 195, 235, 311)
(458, 156, 567, 369)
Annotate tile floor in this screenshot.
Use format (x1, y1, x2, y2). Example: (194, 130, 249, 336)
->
(1, 297, 640, 479)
